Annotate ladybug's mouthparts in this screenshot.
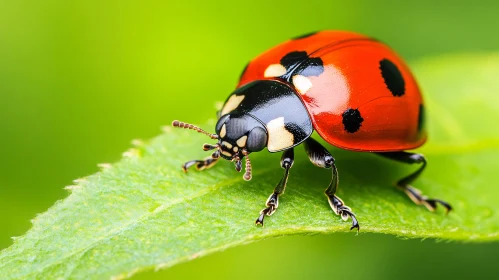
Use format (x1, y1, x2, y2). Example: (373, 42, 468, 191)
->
(204, 142, 253, 181)
(172, 120, 252, 181)
(230, 153, 252, 181)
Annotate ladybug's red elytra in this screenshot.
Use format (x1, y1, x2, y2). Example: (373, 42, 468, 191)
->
(173, 31, 452, 231)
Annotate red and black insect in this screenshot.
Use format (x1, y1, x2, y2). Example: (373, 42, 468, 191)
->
(173, 31, 451, 230)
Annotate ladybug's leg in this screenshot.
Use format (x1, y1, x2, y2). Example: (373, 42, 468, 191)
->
(376, 152, 452, 213)
(304, 138, 359, 231)
(255, 148, 294, 226)
(182, 156, 219, 172)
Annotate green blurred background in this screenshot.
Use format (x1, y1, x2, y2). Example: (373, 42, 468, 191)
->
(1, 0, 499, 279)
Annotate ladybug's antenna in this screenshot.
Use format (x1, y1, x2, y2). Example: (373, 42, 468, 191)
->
(172, 120, 219, 139)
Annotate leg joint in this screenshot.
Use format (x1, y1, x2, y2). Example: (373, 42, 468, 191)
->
(409, 153, 425, 164)
(281, 159, 293, 169)
(324, 155, 335, 168)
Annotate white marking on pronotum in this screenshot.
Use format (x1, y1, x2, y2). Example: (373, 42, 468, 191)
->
(236, 135, 248, 147)
(264, 64, 287, 78)
(233, 146, 239, 152)
(266, 117, 294, 152)
(220, 124, 227, 138)
(220, 95, 245, 116)
(292, 74, 313, 94)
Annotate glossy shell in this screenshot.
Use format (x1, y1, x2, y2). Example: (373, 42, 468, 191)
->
(238, 31, 426, 152)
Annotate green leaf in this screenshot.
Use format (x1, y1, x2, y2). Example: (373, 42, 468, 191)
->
(1, 53, 498, 279)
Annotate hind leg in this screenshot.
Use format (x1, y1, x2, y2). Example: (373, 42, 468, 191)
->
(376, 151, 452, 213)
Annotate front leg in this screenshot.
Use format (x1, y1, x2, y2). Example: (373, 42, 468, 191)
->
(255, 148, 294, 226)
(182, 156, 219, 172)
(304, 138, 359, 231)
(182, 148, 220, 172)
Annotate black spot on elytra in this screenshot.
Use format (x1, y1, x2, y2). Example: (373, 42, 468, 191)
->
(239, 62, 250, 80)
(292, 31, 318, 40)
(278, 51, 324, 81)
(379, 59, 405, 97)
(417, 104, 425, 133)
(342, 108, 364, 133)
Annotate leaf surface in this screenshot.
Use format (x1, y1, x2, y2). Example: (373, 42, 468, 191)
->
(1, 53, 498, 279)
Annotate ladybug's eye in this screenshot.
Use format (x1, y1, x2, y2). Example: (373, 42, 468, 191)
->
(247, 127, 267, 152)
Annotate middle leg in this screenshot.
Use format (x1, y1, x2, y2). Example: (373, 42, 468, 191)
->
(304, 138, 359, 231)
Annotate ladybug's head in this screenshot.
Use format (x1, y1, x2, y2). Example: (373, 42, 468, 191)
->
(215, 113, 268, 158)
(172, 113, 268, 180)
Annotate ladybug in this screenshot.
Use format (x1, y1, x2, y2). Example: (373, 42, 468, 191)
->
(172, 31, 452, 231)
